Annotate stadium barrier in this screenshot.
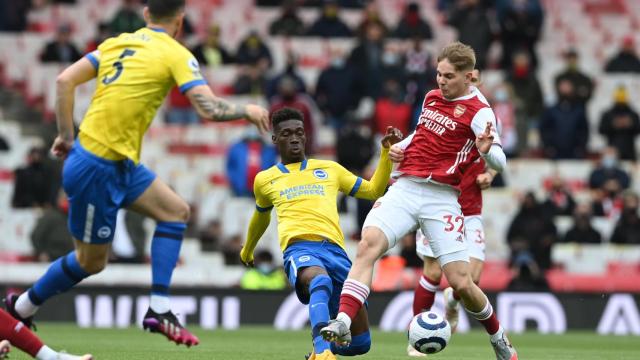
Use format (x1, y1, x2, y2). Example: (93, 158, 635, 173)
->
(1, 286, 638, 336)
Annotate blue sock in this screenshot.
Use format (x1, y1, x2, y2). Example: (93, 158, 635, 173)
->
(28, 251, 90, 305)
(309, 274, 332, 355)
(331, 331, 371, 356)
(150, 222, 186, 296)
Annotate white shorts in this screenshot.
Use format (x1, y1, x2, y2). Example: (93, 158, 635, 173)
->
(416, 215, 486, 261)
(363, 177, 468, 265)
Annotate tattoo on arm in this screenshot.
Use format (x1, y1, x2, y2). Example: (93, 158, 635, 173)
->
(193, 93, 248, 121)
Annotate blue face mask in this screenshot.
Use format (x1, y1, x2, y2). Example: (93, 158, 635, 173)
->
(494, 89, 509, 102)
(331, 58, 345, 68)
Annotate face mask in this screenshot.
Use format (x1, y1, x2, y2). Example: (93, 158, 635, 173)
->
(331, 58, 345, 68)
(602, 155, 617, 169)
(494, 89, 508, 102)
(382, 52, 399, 66)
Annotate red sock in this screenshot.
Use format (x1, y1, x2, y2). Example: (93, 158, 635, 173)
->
(479, 312, 501, 335)
(339, 279, 370, 320)
(0, 309, 43, 357)
(413, 275, 439, 315)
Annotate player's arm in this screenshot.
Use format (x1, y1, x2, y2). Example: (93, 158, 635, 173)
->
(240, 174, 273, 267)
(341, 127, 403, 200)
(52, 53, 99, 158)
(185, 85, 269, 133)
(472, 108, 506, 172)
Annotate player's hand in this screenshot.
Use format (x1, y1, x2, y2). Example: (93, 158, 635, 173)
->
(475, 122, 494, 154)
(51, 135, 74, 159)
(389, 144, 405, 163)
(245, 104, 270, 135)
(381, 126, 403, 148)
(239, 247, 254, 268)
(476, 172, 494, 190)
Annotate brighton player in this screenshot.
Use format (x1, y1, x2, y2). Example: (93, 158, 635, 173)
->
(0, 308, 92, 359)
(321, 43, 518, 360)
(4, 0, 269, 347)
(240, 108, 402, 360)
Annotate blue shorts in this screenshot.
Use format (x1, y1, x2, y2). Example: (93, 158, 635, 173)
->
(283, 240, 351, 317)
(62, 140, 156, 244)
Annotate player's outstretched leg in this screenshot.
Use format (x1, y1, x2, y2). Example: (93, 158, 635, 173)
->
(321, 227, 388, 345)
(142, 222, 199, 346)
(443, 260, 517, 360)
(5, 251, 92, 328)
(306, 274, 336, 360)
(0, 308, 92, 360)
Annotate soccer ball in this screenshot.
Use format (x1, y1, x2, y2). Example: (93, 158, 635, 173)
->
(408, 311, 452, 354)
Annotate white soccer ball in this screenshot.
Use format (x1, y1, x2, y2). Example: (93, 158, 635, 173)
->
(408, 311, 452, 354)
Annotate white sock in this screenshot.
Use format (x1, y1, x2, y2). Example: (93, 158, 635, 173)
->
(149, 295, 170, 314)
(490, 326, 505, 342)
(35, 345, 57, 360)
(15, 293, 39, 318)
(336, 312, 352, 329)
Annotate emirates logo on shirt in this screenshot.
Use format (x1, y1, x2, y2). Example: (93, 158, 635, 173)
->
(454, 104, 466, 118)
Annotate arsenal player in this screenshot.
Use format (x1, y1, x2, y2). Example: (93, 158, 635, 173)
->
(321, 43, 517, 360)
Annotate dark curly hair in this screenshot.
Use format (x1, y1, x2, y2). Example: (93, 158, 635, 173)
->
(271, 107, 304, 129)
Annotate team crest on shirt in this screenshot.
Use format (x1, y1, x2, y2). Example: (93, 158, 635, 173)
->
(454, 104, 466, 118)
(97, 226, 112, 239)
(299, 256, 310, 263)
(428, 101, 436, 107)
(313, 169, 328, 180)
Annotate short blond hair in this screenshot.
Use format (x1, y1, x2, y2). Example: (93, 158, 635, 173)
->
(437, 42, 476, 72)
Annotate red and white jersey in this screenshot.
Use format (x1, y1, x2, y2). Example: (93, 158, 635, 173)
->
(458, 157, 485, 216)
(396, 87, 500, 188)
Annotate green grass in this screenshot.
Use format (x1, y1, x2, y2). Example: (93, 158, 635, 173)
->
(7, 324, 639, 359)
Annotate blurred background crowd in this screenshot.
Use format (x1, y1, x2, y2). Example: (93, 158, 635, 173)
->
(0, 0, 639, 293)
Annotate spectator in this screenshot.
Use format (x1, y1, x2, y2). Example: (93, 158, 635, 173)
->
(540, 79, 589, 159)
(507, 192, 558, 270)
(85, 22, 112, 53)
(604, 35, 640, 73)
(235, 30, 273, 68)
(447, 0, 493, 70)
(392, 2, 433, 40)
(562, 203, 602, 244)
(226, 127, 277, 197)
(588, 147, 631, 191)
(598, 86, 640, 161)
(542, 175, 576, 216)
(111, 209, 147, 263)
(232, 63, 268, 96)
(610, 191, 640, 244)
(554, 49, 594, 107)
(491, 83, 518, 156)
(507, 51, 544, 155)
(356, 1, 388, 38)
(498, 0, 544, 70)
(199, 219, 222, 252)
(165, 86, 200, 125)
(399, 232, 422, 269)
(269, 76, 318, 154)
(373, 78, 412, 136)
(380, 42, 407, 90)
(109, 0, 145, 35)
(348, 23, 385, 99)
(269, 0, 305, 36)
(40, 24, 82, 63)
(240, 250, 287, 290)
(506, 262, 549, 292)
(265, 51, 307, 101)
(191, 24, 234, 67)
(12, 147, 56, 208)
(30, 191, 74, 262)
(221, 234, 244, 265)
(0, 0, 30, 32)
(306, 0, 353, 38)
(315, 47, 359, 130)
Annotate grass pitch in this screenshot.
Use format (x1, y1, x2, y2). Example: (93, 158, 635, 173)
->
(7, 324, 639, 359)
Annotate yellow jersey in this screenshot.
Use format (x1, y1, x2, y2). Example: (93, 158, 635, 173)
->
(253, 151, 390, 252)
(79, 27, 206, 163)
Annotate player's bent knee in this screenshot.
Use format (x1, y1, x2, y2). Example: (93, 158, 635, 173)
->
(356, 234, 387, 263)
(77, 257, 107, 274)
(174, 201, 190, 222)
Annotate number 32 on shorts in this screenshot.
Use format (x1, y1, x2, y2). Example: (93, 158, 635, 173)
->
(443, 215, 464, 234)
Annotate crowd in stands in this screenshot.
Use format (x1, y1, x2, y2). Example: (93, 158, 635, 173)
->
(1, 0, 639, 291)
